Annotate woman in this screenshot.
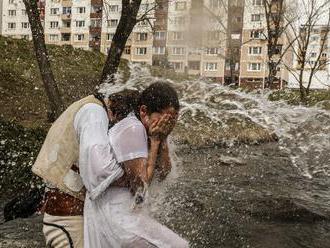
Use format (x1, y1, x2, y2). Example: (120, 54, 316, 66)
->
(80, 83, 189, 247)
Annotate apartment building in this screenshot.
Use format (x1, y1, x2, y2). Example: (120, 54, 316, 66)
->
(100, 0, 155, 65)
(0, 0, 45, 40)
(44, 0, 92, 50)
(288, 25, 330, 89)
(239, 0, 292, 89)
(165, 0, 245, 83)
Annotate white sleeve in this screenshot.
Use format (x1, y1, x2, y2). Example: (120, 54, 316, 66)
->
(110, 124, 148, 163)
(74, 104, 122, 191)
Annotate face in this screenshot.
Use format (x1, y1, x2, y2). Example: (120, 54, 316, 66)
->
(139, 106, 179, 132)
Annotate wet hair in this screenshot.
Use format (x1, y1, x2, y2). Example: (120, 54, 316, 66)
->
(108, 89, 140, 122)
(139, 82, 180, 114)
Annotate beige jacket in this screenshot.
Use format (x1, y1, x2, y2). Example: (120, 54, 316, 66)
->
(32, 95, 104, 200)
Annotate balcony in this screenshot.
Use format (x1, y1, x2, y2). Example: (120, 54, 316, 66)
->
(61, 14, 71, 20)
(60, 27, 71, 33)
(89, 27, 101, 34)
(62, 0, 72, 7)
(90, 12, 102, 19)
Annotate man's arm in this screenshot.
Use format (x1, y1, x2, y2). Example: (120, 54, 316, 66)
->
(155, 139, 172, 181)
(122, 138, 160, 194)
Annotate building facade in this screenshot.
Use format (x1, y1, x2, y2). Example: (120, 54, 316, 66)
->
(239, 0, 292, 89)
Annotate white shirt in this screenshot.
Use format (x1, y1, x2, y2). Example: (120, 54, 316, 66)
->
(74, 104, 148, 198)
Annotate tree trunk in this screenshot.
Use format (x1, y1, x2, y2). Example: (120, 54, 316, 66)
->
(100, 1, 141, 85)
(23, 0, 64, 121)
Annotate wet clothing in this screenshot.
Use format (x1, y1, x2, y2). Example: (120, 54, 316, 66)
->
(81, 114, 189, 248)
(43, 213, 83, 248)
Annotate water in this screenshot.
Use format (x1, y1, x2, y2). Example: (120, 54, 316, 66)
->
(1, 63, 330, 247)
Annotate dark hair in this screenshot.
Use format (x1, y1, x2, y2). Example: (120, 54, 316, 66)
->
(108, 89, 140, 121)
(139, 82, 180, 114)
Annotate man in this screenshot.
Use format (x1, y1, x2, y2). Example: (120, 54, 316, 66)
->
(33, 82, 183, 247)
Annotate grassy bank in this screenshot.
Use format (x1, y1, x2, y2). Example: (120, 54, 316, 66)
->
(268, 89, 330, 110)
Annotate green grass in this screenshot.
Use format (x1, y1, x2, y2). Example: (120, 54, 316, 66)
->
(268, 89, 330, 110)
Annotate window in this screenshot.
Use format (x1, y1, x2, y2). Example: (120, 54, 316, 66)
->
(188, 61, 200, 70)
(21, 22, 30, 29)
(154, 31, 166, 40)
(107, 33, 114, 40)
(153, 46, 165, 55)
(77, 7, 85, 14)
(311, 36, 319, 42)
(61, 33, 71, 41)
(205, 62, 218, 71)
(205, 47, 219, 55)
(249, 46, 262, 55)
(137, 33, 148, 41)
(91, 19, 101, 27)
(172, 47, 185, 55)
(251, 14, 261, 22)
(50, 21, 59, 28)
(21, 9, 27, 15)
(76, 21, 85, 27)
(322, 53, 327, 58)
(63, 21, 71, 27)
(75, 34, 84, 41)
(310, 52, 317, 58)
(125, 46, 131, 54)
(173, 31, 183, 40)
(49, 34, 59, 41)
(248, 63, 261, 71)
(137, 20, 148, 26)
(252, 0, 262, 5)
(107, 19, 118, 27)
(250, 30, 263, 39)
(109, 5, 119, 12)
(9, 0, 14, 4)
(8, 10, 16, 16)
(207, 31, 220, 40)
(172, 62, 184, 70)
(210, 0, 220, 8)
(63, 7, 71, 14)
(8, 23, 16, 29)
(50, 8, 59, 15)
(173, 16, 185, 25)
(136, 47, 147, 55)
(175, 2, 187, 10)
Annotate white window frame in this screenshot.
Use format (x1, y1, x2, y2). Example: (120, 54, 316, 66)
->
(107, 33, 114, 41)
(109, 5, 119, 12)
(205, 47, 219, 55)
(76, 20, 85, 27)
(136, 47, 147, 55)
(172, 62, 184, 70)
(175, 1, 187, 11)
(107, 19, 118, 27)
(248, 63, 262, 71)
(137, 32, 148, 41)
(8, 10, 16, 16)
(50, 21, 59, 29)
(205, 62, 218, 71)
(153, 46, 165, 55)
(172, 47, 185, 55)
(252, 0, 262, 6)
(8, 22, 16, 29)
(50, 8, 59, 15)
(77, 7, 86, 14)
(249, 46, 262, 55)
(155, 31, 166, 40)
(21, 22, 30, 29)
(251, 14, 261, 22)
(49, 34, 59, 42)
(75, 34, 85, 41)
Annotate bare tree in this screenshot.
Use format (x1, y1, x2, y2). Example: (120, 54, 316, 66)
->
(22, 0, 64, 121)
(284, 0, 330, 103)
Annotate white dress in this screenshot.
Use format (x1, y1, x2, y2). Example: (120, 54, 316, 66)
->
(75, 107, 189, 248)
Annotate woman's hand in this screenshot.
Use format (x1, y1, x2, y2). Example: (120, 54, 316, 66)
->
(148, 114, 176, 141)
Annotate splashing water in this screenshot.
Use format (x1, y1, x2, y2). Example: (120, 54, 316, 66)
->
(99, 63, 330, 179)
